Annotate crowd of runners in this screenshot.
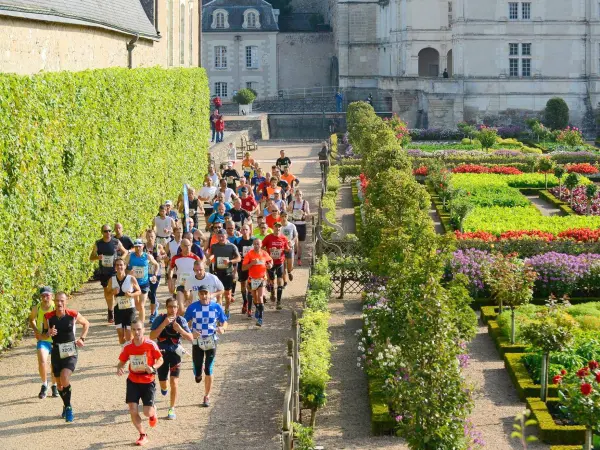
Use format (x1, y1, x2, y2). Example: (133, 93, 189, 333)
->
(29, 151, 311, 446)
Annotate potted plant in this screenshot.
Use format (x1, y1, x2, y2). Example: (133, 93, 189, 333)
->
(233, 88, 256, 115)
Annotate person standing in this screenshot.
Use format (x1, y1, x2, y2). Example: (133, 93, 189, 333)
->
(90, 224, 128, 323)
(43, 292, 90, 422)
(335, 90, 343, 112)
(184, 285, 228, 407)
(210, 109, 219, 143)
(443, 68, 449, 78)
(29, 286, 58, 399)
(117, 320, 163, 446)
(215, 114, 225, 143)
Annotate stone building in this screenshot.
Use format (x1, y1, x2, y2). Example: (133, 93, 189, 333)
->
(0, 0, 201, 74)
(332, 0, 600, 130)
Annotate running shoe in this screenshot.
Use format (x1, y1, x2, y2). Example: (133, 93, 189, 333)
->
(38, 384, 47, 399)
(61, 406, 66, 419)
(254, 309, 259, 319)
(195, 374, 203, 384)
(161, 389, 168, 396)
(247, 310, 252, 319)
(65, 406, 74, 423)
(202, 396, 211, 407)
(224, 308, 230, 318)
(167, 408, 176, 420)
(51, 385, 59, 398)
(149, 312, 157, 325)
(148, 415, 158, 428)
(256, 318, 263, 327)
(136, 434, 149, 446)
(297, 259, 302, 266)
(288, 273, 294, 281)
(108, 310, 114, 324)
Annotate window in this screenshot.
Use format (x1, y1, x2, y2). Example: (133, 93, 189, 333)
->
(245, 46, 258, 69)
(521, 43, 531, 56)
(179, 2, 185, 65)
(215, 82, 228, 98)
(509, 58, 519, 77)
(247, 12, 257, 28)
(448, 1, 453, 26)
(242, 9, 261, 29)
(216, 12, 225, 28)
(246, 82, 256, 90)
(509, 43, 519, 56)
(509, 2, 518, 19)
(521, 2, 531, 19)
(214, 46, 227, 69)
(521, 58, 531, 77)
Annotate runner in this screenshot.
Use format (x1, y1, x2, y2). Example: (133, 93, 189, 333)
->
(90, 224, 128, 323)
(289, 190, 311, 266)
(240, 186, 259, 219)
(180, 231, 205, 260)
(266, 176, 282, 202)
(114, 223, 135, 251)
(253, 219, 273, 240)
(235, 225, 256, 317)
(125, 240, 160, 325)
(250, 167, 266, 203)
(225, 220, 241, 243)
(262, 222, 290, 310)
(117, 320, 163, 446)
(207, 164, 220, 187)
(110, 258, 142, 345)
(241, 238, 273, 326)
(184, 260, 225, 308)
(218, 177, 237, 204)
(29, 286, 58, 399)
(153, 205, 176, 250)
(280, 166, 300, 203)
(236, 177, 251, 198)
(271, 190, 285, 213)
(149, 297, 193, 420)
(144, 229, 167, 324)
(213, 192, 233, 212)
(199, 176, 218, 231)
(207, 228, 241, 316)
(43, 292, 90, 422)
(241, 152, 256, 179)
(221, 162, 241, 191)
(164, 200, 179, 222)
(187, 187, 200, 228)
(208, 202, 227, 226)
(280, 211, 299, 282)
(184, 285, 228, 407)
(169, 239, 202, 313)
(276, 149, 292, 171)
(265, 205, 282, 230)
(229, 198, 251, 230)
(166, 227, 183, 295)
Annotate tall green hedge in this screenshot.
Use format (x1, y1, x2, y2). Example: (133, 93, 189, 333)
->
(0, 67, 210, 349)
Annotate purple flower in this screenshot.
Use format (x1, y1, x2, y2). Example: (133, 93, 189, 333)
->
(450, 249, 495, 293)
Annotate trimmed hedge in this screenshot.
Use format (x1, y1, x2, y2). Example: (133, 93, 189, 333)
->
(0, 67, 209, 349)
(527, 397, 586, 445)
(351, 182, 362, 235)
(481, 306, 498, 325)
(339, 164, 361, 181)
(369, 377, 396, 435)
(538, 189, 577, 215)
(504, 353, 559, 401)
(488, 320, 528, 357)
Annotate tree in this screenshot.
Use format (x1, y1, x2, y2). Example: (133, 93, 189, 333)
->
(545, 97, 569, 130)
(232, 88, 256, 105)
(458, 122, 477, 143)
(585, 184, 598, 215)
(449, 194, 473, 232)
(564, 172, 580, 206)
(269, 0, 293, 15)
(536, 158, 555, 189)
(554, 166, 566, 199)
(476, 126, 498, 150)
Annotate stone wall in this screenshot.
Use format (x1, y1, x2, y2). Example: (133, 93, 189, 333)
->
(222, 114, 269, 141)
(277, 32, 334, 90)
(268, 113, 344, 139)
(209, 130, 248, 168)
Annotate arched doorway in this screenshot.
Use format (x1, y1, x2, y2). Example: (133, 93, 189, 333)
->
(447, 49, 453, 77)
(418, 47, 440, 77)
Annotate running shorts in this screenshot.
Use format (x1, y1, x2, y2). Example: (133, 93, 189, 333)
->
(51, 347, 77, 377)
(215, 271, 235, 291)
(114, 304, 136, 329)
(268, 264, 285, 280)
(125, 378, 156, 406)
(37, 340, 52, 353)
(295, 224, 307, 242)
(157, 350, 182, 381)
(237, 267, 249, 283)
(192, 344, 217, 376)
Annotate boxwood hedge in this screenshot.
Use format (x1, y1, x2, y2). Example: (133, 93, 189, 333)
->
(0, 67, 209, 349)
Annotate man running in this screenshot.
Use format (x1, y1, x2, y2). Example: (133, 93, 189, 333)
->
(164, 200, 179, 222)
(110, 258, 142, 345)
(262, 223, 290, 310)
(240, 186, 259, 218)
(235, 225, 256, 317)
(114, 222, 135, 251)
(250, 167, 266, 203)
(280, 211, 299, 282)
(166, 227, 183, 295)
(253, 219, 273, 240)
(169, 239, 202, 313)
(90, 224, 128, 323)
(150, 297, 193, 420)
(230, 198, 251, 231)
(29, 286, 58, 399)
(207, 229, 241, 316)
(117, 320, 163, 446)
(280, 166, 299, 203)
(145, 229, 167, 324)
(184, 285, 228, 407)
(289, 190, 310, 266)
(276, 149, 292, 171)
(154, 205, 177, 249)
(217, 178, 237, 204)
(242, 239, 273, 326)
(126, 240, 160, 325)
(184, 260, 225, 308)
(222, 162, 241, 191)
(43, 292, 90, 422)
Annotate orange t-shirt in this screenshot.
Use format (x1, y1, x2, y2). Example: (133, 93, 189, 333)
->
(266, 186, 281, 199)
(280, 173, 296, 186)
(119, 339, 162, 384)
(243, 249, 272, 279)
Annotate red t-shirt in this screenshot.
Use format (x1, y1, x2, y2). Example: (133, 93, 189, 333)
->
(262, 233, 290, 265)
(241, 196, 257, 213)
(119, 338, 162, 384)
(265, 213, 282, 230)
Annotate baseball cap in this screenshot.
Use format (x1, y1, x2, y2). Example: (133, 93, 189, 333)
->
(133, 239, 144, 247)
(165, 200, 173, 206)
(197, 285, 210, 292)
(39, 286, 54, 295)
(216, 229, 227, 235)
(227, 162, 233, 168)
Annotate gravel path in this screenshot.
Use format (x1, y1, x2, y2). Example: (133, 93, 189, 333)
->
(336, 184, 357, 234)
(429, 201, 445, 235)
(0, 142, 320, 450)
(525, 194, 566, 217)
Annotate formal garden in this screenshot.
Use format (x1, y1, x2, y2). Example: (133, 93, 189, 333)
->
(320, 98, 600, 449)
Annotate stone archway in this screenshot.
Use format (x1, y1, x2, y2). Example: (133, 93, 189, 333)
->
(418, 47, 440, 77)
(447, 49, 453, 77)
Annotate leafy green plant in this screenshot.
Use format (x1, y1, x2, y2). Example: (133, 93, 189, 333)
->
(458, 122, 477, 143)
(545, 97, 570, 130)
(555, 166, 566, 199)
(292, 422, 315, 450)
(232, 88, 256, 105)
(537, 158, 555, 189)
(586, 185, 598, 215)
(450, 194, 474, 232)
(511, 409, 539, 448)
(0, 67, 209, 349)
(476, 126, 499, 150)
(557, 127, 585, 148)
(565, 172, 581, 206)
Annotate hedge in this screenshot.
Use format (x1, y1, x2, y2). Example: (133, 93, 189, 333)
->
(339, 164, 361, 181)
(369, 377, 396, 435)
(0, 67, 209, 349)
(481, 306, 498, 325)
(504, 353, 559, 401)
(527, 397, 586, 445)
(488, 320, 528, 357)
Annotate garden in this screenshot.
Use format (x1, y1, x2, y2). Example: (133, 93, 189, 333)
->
(340, 97, 600, 449)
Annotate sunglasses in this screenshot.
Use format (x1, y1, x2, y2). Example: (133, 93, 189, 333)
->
(102, 229, 112, 233)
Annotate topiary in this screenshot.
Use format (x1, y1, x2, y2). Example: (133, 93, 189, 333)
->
(233, 88, 256, 105)
(545, 97, 570, 130)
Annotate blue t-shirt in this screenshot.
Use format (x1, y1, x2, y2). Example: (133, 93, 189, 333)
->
(128, 252, 149, 286)
(151, 314, 191, 351)
(184, 301, 227, 338)
(208, 212, 225, 224)
(212, 202, 232, 212)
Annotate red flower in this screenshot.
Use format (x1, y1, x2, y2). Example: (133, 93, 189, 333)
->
(577, 367, 590, 378)
(589, 361, 599, 370)
(558, 228, 600, 243)
(413, 166, 428, 176)
(596, 372, 600, 383)
(566, 163, 599, 175)
(561, 369, 567, 375)
(581, 383, 593, 396)
(552, 375, 562, 384)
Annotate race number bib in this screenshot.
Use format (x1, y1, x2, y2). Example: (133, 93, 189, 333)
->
(129, 354, 148, 372)
(195, 335, 216, 351)
(101, 254, 114, 268)
(179, 272, 192, 285)
(250, 278, 263, 290)
(58, 341, 77, 359)
(227, 176, 234, 184)
(292, 210, 303, 221)
(270, 248, 282, 259)
(117, 296, 135, 310)
(132, 266, 145, 279)
(242, 246, 252, 257)
(216, 257, 229, 270)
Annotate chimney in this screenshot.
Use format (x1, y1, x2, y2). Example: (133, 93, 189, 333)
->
(273, 8, 280, 23)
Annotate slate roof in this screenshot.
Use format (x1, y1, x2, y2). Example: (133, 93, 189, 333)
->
(202, 0, 279, 32)
(0, 0, 159, 40)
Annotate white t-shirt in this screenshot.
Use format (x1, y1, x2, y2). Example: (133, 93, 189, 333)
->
(185, 273, 225, 299)
(221, 188, 235, 203)
(200, 186, 218, 208)
(281, 223, 298, 248)
(208, 173, 219, 187)
(168, 239, 181, 258)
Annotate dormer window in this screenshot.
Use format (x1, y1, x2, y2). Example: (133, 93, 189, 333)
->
(243, 9, 260, 29)
(211, 9, 229, 29)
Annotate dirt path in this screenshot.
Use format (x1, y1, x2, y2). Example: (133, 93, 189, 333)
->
(525, 194, 566, 217)
(0, 142, 320, 450)
(336, 183, 357, 235)
(429, 202, 445, 234)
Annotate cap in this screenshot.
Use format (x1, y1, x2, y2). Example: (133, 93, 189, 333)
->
(197, 285, 210, 293)
(274, 222, 282, 227)
(227, 162, 233, 167)
(133, 239, 144, 247)
(216, 229, 227, 235)
(39, 286, 54, 295)
(165, 200, 173, 206)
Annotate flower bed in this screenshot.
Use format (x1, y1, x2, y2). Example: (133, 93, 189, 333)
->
(527, 397, 586, 445)
(550, 186, 600, 216)
(566, 163, 599, 175)
(452, 164, 523, 175)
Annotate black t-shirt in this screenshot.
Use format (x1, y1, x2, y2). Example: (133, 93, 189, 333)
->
(276, 157, 291, 169)
(96, 237, 120, 274)
(230, 208, 250, 227)
(152, 314, 190, 351)
(46, 310, 78, 344)
(117, 235, 134, 251)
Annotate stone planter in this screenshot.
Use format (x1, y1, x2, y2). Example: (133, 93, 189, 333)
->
(238, 103, 253, 115)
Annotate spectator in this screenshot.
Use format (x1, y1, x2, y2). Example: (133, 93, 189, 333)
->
(443, 68, 449, 78)
(335, 91, 343, 112)
(215, 114, 225, 143)
(210, 109, 219, 143)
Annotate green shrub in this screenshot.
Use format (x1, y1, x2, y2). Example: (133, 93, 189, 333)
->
(292, 422, 315, 450)
(306, 289, 329, 311)
(545, 97, 570, 130)
(313, 255, 329, 275)
(0, 67, 209, 349)
(232, 88, 256, 105)
(299, 310, 332, 410)
(339, 164, 361, 181)
(309, 274, 332, 297)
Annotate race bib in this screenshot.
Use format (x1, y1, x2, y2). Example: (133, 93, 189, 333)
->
(101, 254, 114, 268)
(195, 335, 216, 351)
(242, 246, 252, 256)
(117, 296, 135, 310)
(217, 257, 229, 270)
(132, 266, 145, 279)
(58, 341, 77, 359)
(129, 354, 148, 372)
(179, 272, 192, 285)
(227, 176, 234, 184)
(270, 248, 282, 259)
(292, 210, 303, 221)
(250, 278, 263, 290)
